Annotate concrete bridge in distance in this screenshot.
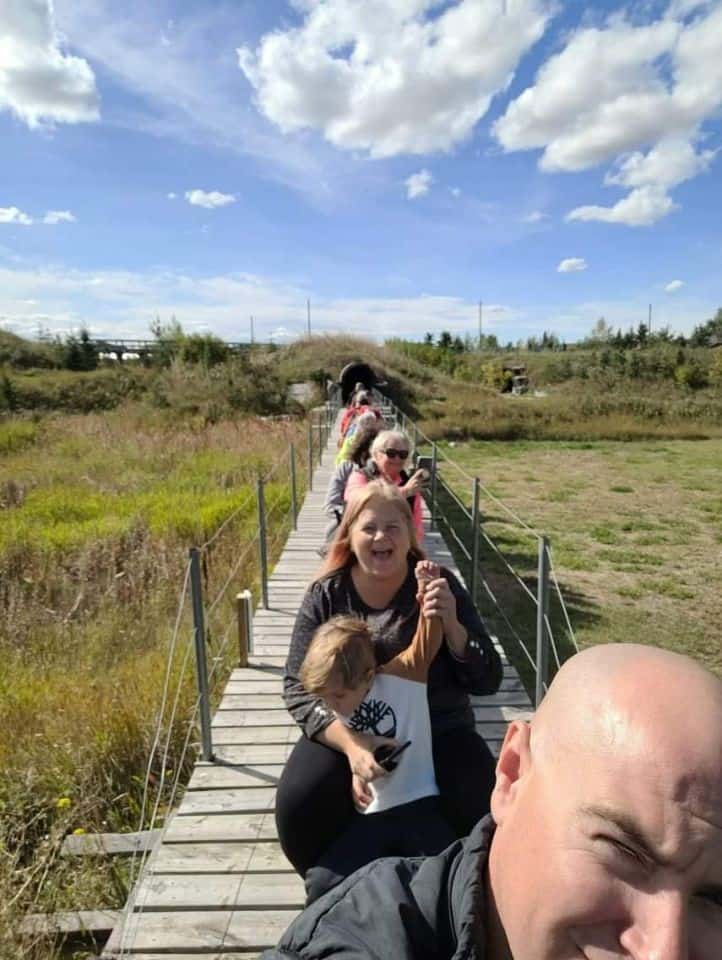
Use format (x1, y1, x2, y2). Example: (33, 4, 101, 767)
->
(89, 338, 255, 362)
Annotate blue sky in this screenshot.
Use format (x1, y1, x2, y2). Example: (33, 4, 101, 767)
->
(1, 0, 720, 344)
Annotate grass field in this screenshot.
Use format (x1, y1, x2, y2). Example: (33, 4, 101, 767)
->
(0, 405, 312, 959)
(430, 437, 722, 685)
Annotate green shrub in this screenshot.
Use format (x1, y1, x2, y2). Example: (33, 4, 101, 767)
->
(179, 334, 229, 367)
(674, 362, 708, 390)
(0, 420, 39, 454)
(709, 351, 722, 389)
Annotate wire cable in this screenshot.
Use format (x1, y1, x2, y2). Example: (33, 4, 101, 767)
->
(547, 550, 580, 653)
(477, 527, 538, 605)
(477, 576, 537, 673)
(199, 487, 256, 552)
(206, 532, 261, 619)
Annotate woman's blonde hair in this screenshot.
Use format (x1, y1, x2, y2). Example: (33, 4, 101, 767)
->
(370, 429, 413, 459)
(318, 480, 424, 579)
(300, 616, 376, 694)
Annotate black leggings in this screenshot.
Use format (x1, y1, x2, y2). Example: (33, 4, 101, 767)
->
(275, 726, 496, 876)
(304, 796, 455, 905)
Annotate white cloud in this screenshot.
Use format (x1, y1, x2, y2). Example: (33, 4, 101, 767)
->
(405, 169, 433, 200)
(238, 0, 552, 158)
(0, 262, 716, 343)
(450, 187, 461, 198)
(605, 136, 716, 190)
(43, 210, 76, 224)
(665, 279, 685, 293)
(523, 210, 548, 223)
(0, 0, 99, 128)
(167, 192, 177, 200)
(184, 189, 236, 209)
(53, 1, 339, 204)
(494, 5, 722, 225)
(0, 207, 33, 225)
(0, 262, 516, 342)
(557, 258, 587, 273)
(567, 186, 677, 227)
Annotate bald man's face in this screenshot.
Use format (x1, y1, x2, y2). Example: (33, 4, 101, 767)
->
(488, 715, 722, 960)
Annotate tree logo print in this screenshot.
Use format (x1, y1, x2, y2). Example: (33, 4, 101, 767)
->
(349, 699, 397, 738)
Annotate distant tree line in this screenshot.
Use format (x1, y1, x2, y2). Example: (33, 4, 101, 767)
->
(386, 307, 722, 393)
(390, 307, 721, 362)
(0, 317, 243, 372)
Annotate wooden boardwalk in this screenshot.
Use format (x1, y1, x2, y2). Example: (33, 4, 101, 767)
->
(104, 430, 532, 959)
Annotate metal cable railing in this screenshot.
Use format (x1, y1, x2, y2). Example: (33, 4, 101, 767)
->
(116, 398, 340, 954)
(378, 391, 579, 703)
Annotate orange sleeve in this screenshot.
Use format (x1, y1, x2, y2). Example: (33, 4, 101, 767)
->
(379, 577, 442, 682)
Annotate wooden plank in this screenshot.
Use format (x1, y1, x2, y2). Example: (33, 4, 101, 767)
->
(151, 841, 290, 874)
(164, 812, 278, 843)
(105, 909, 299, 954)
(61, 829, 161, 857)
(209, 727, 299, 746)
(229, 666, 284, 679)
(189, 764, 283, 791)
(213, 710, 291, 727)
(222, 681, 284, 694)
(217, 695, 285, 710)
(209, 743, 294, 763)
(21, 910, 120, 937)
(135, 873, 304, 910)
(177, 788, 276, 816)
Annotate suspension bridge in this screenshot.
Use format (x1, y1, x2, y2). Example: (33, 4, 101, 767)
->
(92, 396, 573, 958)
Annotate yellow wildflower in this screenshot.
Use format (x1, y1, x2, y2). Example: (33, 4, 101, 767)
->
(56, 797, 71, 810)
(72, 828, 86, 836)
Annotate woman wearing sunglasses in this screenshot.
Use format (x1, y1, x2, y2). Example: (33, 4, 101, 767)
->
(344, 429, 426, 542)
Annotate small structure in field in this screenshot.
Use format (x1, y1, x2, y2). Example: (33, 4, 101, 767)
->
(502, 364, 529, 395)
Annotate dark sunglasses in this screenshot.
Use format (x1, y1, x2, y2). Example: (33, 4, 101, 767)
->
(382, 448, 409, 459)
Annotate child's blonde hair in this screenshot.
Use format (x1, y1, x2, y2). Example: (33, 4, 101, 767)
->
(300, 616, 376, 695)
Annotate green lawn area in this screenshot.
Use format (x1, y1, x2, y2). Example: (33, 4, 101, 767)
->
(432, 438, 722, 682)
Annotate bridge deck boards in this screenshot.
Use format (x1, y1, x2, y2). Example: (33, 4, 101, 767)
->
(103, 421, 532, 958)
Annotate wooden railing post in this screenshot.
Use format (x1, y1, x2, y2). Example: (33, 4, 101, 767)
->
(236, 589, 253, 667)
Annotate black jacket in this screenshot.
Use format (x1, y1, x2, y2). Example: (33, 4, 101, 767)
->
(284, 562, 503, 740)
(261, 816, 495, 960)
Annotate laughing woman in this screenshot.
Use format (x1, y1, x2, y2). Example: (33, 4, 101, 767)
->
(275, 482, 503, 877)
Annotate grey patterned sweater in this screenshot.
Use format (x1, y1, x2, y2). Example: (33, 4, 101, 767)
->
(283, 561, 503, 740)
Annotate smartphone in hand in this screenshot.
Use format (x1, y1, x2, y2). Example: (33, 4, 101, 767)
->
(374, 740, 412, 772)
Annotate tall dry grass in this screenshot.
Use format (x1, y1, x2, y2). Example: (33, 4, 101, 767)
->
(0, 404, 310, 958)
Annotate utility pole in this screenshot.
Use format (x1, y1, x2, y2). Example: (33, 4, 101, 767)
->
(648, 303, 652, 335)
(307, 298, 311, 337)
(250, 315, 254, 344)
(478, 300, 483, 348)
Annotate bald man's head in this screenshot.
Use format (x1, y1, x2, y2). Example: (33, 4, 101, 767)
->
(487, 645, 722, 960)
(531, 643, 722, 773)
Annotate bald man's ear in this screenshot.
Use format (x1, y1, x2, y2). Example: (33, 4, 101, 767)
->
(490, 720, 532, 825)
